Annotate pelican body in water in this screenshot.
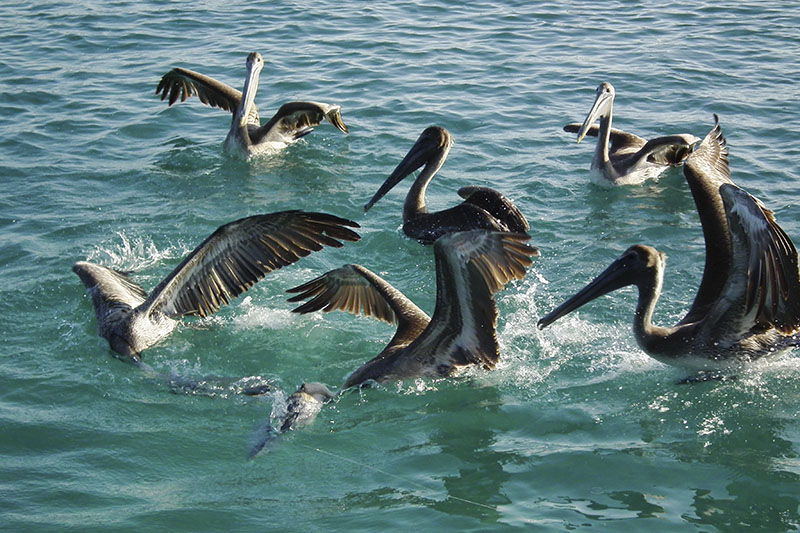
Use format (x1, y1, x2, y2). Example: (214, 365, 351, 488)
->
(73, 211, 360, 361)
(156, 52, 348, 157)
(288, 230, 538, 388)
(539, 116, 800, 371)
(565, 82, 700, 185)
(364, 126, 529, 244)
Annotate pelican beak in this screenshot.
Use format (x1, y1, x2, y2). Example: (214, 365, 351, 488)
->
(364, 134, 432, 212)
(576, 88, 613, 144)
(238, 53, 264, 127)
(537, 252, 636, 329)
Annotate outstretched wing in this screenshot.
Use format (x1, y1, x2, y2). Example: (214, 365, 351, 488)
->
(639, 134, 700, 166)
(287, 264, 431, 348)
(564, 122, 646, 156)
(252, 101, 348, 144)
(458, 186, 530, 233)
(145, 211, 360, 318)
(405, 231, 538, 371)
(680, 114, 736, 324)
(683, 115, 730, 184)
(155, 67, 260, 125)
(714, 183, 800, 336)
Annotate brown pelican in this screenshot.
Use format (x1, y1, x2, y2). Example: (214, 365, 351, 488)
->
(363, 126, 529, 244)
(539, 117, 800, 371)
(73, 211, 360, 361)
(565, 82, 700, 185)
(156, 52, 348, 157)
(287, 230, 538, 388)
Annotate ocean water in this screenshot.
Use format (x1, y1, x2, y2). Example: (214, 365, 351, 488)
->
(2, 1, 800, 531)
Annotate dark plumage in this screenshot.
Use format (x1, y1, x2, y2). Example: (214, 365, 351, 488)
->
(540, 116, 800, 371)
(364, 126, 529, 244)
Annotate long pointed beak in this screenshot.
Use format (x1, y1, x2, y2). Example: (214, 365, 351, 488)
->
(364, 137, 430, 212)
(537, 254, 635, 329)
(239, 57, 263, 127)
(576, 90, 613, 144)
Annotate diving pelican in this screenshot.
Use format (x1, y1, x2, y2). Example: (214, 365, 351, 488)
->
(565, 82, 700, 185)
(73, 211, 360, 360)
(364, 126, 529, 244)
(287, 230, 538, 388)
(156, 52, 348, 157)
(539, 117, 800, 371)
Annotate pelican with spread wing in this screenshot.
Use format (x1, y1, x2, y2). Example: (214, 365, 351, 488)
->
(287, 230, 538, 388)
(540, 116, 800, 370)
(156, 52, 348, 157)
(565, 82, 700, 185)
(74, 211, 360, 360)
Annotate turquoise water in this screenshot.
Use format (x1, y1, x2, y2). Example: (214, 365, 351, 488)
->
(2, 1, 800, 530)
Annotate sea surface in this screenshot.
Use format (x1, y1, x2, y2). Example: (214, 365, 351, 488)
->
(2, 1, 800, 531)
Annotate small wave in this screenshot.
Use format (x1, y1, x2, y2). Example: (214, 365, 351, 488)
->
(87, 231, 189, 273)
(229, 296, 299, 331)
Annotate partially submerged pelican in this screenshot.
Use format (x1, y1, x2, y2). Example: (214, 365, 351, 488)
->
(364, 126, 529, 244)
(287, 230, 538, 388)
(156, 52, 348, 157)
(565, 82, 700, 185)
(249, 382, 336, 458)
(539, 116, 800, 371)
(73, 211, 360, 360)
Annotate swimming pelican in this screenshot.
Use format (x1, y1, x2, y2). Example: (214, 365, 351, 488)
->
(73, 211, 360, 360)
(287, 230, 538, 387)
(363, 126, 529, 244)
(565, 82, 700, 185)
(539, 117, 800, 371)
(156, 52, 348, 157)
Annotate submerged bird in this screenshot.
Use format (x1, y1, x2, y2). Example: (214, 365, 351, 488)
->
(156, 52, 348, 157)
(539, 116, 800, 371)
(249, 382, 336, 458)
(275, 382, 336, 433)
(73, 211, 360, 361)
(287, 230, 538, 388)
(565, 82, 700, 185)
(363, 126, 529, 244)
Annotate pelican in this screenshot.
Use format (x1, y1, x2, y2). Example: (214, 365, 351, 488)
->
(156, 52, 348, 157)
(73, 211, 360, 360)
(363, 126, 529, 244)
(565, 82, 700, 185)
(539, 116, 800, 371)
(287, 230, 538, 388)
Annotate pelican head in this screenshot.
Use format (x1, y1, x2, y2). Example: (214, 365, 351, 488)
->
(576, 82, 615, 144)
(364, 126, 454, 212)
(298, 382, 336, 402)
(246, 51, 265, 73)
(537, 244, 665, 329)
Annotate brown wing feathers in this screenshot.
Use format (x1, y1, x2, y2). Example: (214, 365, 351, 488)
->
(150, 211, 360, 319)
